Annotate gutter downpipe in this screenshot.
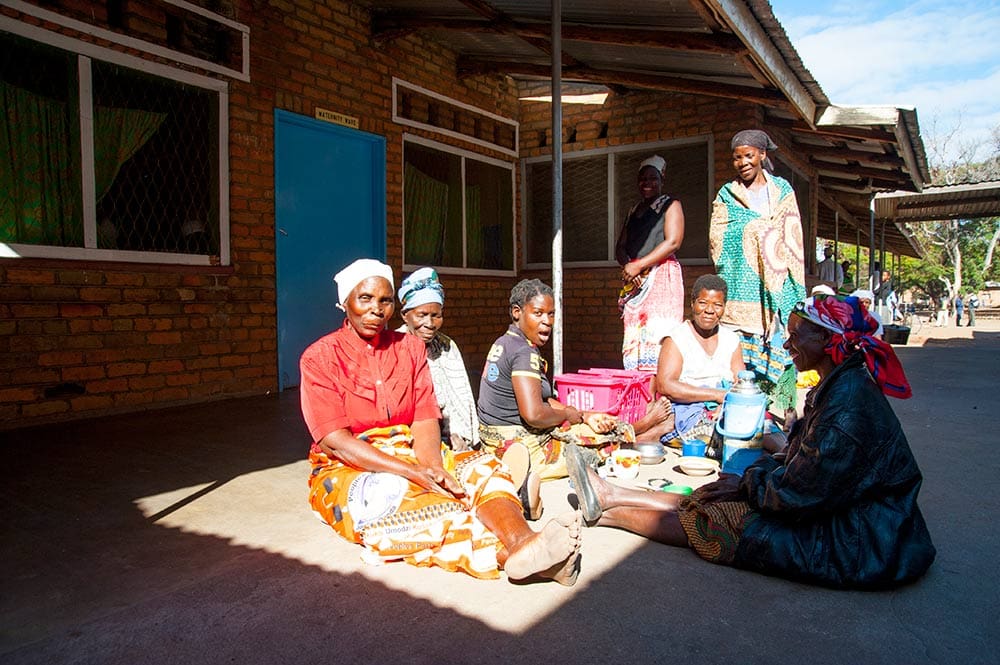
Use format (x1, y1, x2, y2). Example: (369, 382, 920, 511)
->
(551, 0, 564, 375)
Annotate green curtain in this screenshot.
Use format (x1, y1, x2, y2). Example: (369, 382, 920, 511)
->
(0, 80, 79, 245)
(404, 163, 449, 264)
(93, 105, 166, 203)
(1, 79, 166, 246)
(465, 184, 482, 268)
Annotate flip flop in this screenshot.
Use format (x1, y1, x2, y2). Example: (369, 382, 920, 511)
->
(565, 444, 602, 523)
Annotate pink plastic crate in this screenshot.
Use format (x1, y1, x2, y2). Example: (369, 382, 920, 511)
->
(554, 371, 652, 424)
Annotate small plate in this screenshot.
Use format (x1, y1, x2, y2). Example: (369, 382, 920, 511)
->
(677, 456, 720, 476)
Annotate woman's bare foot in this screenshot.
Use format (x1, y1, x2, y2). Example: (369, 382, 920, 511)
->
(505, 511, 582, 585)
(633, 396, 675, 440)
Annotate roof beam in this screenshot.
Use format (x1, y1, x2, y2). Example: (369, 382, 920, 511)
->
(810, 161, 912, 184)
(893, 193, 1000, 210)
(796, 143, 905, 167)
(817, 190, 860, 228)
(458, 58, 789, 107)
(372, 15, 746, 55)
(819, 175, 904, 191)
(769, 116, 898, 143)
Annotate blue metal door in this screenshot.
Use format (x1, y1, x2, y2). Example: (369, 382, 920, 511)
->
(274, 110, 386, 390)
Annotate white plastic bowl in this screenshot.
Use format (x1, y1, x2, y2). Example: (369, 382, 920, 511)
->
(677, 456, 720, 476)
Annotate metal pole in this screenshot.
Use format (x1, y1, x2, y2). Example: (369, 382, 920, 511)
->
(550, 0, 563, 375)
(868, 191, 876, 292)
(833, 211, 839, 260)
(879, 220, 886, 306)
(855, 226, 861, 291)
(834, 210, 839, 289)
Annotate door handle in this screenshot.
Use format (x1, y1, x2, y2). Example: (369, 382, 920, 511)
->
(279, 228, 288, 236)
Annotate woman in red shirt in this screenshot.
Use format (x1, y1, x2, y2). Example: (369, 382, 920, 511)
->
(300, 259, 581, 584)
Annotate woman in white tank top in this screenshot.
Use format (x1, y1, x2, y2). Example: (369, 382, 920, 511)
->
(655, 274, 745, 443)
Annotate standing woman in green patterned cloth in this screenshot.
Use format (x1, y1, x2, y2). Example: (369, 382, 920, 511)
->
(709, 130, 806, 414)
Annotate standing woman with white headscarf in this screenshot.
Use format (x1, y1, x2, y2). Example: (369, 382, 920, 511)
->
(298, 259, 582, 585)
(709, 130, 806, 415)
(615, 155, 686, 371)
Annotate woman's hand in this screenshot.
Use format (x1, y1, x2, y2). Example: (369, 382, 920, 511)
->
(622, 260, 645, 285)
(583, 411, 616, 433)
(760, 431, 787, 454)
(411, 464, 470, 508)
(695, 473, 743, 504)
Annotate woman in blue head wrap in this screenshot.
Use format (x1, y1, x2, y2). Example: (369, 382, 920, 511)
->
(396, 267, 480, 451)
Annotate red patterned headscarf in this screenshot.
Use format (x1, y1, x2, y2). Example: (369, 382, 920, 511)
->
(792, 295, 912, 399)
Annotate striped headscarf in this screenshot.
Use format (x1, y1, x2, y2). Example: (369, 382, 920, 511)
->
(792, 294, 911, 399)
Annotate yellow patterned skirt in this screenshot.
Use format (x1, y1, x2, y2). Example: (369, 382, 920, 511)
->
(479, 421, 634, 481)
(307, 425, 521, 579)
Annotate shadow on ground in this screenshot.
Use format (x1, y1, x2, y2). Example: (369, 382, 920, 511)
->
(2, 332, 999, 664)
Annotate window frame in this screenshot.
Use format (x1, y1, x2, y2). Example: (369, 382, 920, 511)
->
(402, 133, 517, 277)
(0, 17, 230, 266)
(520, 135, 716, 269)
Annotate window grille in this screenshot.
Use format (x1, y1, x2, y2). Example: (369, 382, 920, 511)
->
(523, 139, 712, 267)
(0, 26, 227, 265)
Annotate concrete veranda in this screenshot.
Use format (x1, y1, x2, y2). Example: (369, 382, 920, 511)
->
(2, 322, 999, 665)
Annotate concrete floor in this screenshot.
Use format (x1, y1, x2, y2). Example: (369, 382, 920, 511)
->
(2, 322, 998, 664)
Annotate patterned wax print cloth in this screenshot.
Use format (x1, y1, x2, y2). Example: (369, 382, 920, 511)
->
(308, 425, 521, 579)
(478, 421, 634, 481)
(620, 258, 684, 371)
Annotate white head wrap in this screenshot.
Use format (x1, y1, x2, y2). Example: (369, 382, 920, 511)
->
(811, 284, 836, 296)
(334, 259, 394, 308)
(851, 289, 875, 302)
(639, 155, 666, 175)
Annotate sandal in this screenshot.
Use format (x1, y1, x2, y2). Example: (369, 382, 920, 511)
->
(565, 444, 602, 523)
(522, 471, 543, 521)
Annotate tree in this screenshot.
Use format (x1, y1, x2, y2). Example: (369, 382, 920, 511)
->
(903, 120, 1000, 303)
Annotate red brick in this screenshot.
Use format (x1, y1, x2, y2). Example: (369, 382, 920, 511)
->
(107, 362, 146, 378)
(22, 401, 70, 417)
(129, 375, 166, 390)
(38, 350, 85, 366)
(70, 395, 115, 411)
(0, 387, 37, 402)
(10, 304, 60, 318)
(5, 269, 56, 285)
(147, 332, 182, 345)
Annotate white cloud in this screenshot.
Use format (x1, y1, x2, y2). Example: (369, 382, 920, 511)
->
(774, 0, 1000, 162)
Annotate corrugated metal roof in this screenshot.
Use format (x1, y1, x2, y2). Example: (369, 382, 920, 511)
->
(875, 181, 1000, 222)
(354, 0, 930, 256)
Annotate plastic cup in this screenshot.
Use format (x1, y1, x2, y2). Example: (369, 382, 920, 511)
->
(682, 439, 707, 457)
(607, 449, 641, 480)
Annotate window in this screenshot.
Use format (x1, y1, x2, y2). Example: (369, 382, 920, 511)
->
(0, 26, 228, 265)
(403, 136, 515, 273)
(523, 139, 712, 266)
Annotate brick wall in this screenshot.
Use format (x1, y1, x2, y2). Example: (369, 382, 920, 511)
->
(1, 0, 816, 428)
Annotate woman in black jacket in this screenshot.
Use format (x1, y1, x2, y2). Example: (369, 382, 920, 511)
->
(566, 294, 935, 589)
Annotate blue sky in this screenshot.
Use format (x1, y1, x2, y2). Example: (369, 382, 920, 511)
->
(769, 0, 1000, 166)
